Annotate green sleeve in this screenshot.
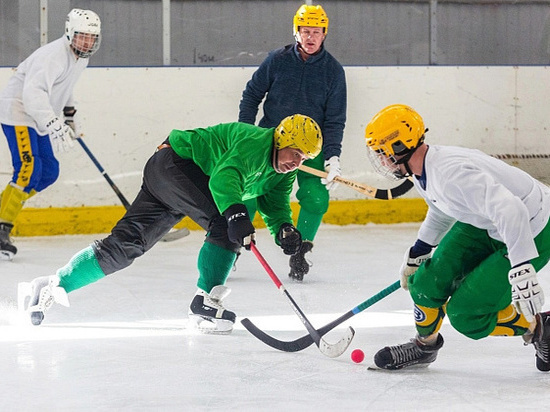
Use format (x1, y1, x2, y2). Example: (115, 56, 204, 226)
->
(257, 172, 296, 238)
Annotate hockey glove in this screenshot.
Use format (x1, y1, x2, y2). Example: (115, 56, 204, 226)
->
(224, 204, 255, 250)
(321, 156, 341, 191)
(46, 116, 75, 153)
(277, 223, 302, 255)
(63, 106, 78, 135)
(509, 261, 544, 323)
(400, 239, 433, 290)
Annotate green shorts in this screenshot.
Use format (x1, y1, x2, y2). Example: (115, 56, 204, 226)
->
(408, 219, 550, 339)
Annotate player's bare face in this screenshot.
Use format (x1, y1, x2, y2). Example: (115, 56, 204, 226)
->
(275, 148, 308, 173)
(298, 27, 325, 55)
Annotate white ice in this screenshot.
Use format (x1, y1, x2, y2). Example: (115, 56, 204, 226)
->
(2, 223, 550, 411)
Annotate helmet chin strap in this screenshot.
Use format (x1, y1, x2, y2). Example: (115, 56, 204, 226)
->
(395, 150, 416, 178)
(394, 138, 426, 178)
(272, 148, 282, 173)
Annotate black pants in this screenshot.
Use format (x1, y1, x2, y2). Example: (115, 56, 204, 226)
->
(94, 145, 239, 275)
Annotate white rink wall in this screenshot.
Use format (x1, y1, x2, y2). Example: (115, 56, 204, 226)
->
(0, 66, 549, 208)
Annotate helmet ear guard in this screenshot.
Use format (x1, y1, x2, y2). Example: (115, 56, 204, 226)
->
(274, 114, 323, 159)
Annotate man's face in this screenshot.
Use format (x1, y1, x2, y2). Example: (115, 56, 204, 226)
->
(72, 32, 99, 56)
(275, 147, 309, 173)
(298, 26, 325, 54)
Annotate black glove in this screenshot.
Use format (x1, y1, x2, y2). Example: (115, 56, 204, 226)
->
(63, 106, 77, 133)
(277, 223, 302, 255)
(224, 204, 255, 250)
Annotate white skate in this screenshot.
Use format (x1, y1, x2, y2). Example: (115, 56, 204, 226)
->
(188, 285, 236, 335)
(18, 275, 70, 325)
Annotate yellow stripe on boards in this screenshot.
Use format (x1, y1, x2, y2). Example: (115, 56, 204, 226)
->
(12, 199, 428, 237)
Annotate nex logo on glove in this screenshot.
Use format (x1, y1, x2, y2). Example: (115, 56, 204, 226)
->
(227, 212, 246, 223)
(509, 266, 532, 280)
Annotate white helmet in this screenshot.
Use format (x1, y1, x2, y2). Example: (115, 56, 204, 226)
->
(65, 9, 101, 58)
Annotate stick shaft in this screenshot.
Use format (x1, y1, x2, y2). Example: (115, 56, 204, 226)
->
(298, 164, 376, 197)
(76, 137, 132, 209)
(298, 164, 413, 199)
(241, 280, 400, 352)
(250, 243, 321, 345)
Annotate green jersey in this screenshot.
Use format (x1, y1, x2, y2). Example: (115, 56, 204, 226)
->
(168, 122, 296, 236)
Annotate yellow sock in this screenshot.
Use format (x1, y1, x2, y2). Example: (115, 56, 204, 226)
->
(415, 304, 446, 337)
(0, 183, 31, 223)
(490, 305, 531, 336)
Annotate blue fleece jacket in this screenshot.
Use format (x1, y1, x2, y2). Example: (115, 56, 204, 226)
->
(238, 43, 346, 159)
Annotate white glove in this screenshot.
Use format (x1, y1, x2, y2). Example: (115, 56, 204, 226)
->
(509, 262, 544, 323)
(400, 247, 432, 290)
(321, 156, 341, 190)
(46, 116, 75, 153)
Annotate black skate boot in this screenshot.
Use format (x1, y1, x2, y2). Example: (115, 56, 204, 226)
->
(523, 311, 550, 372)
(288, 240, 313, 281)
(0, 222, 17, 261)
(188, 285, 236, 335)
(371, 334, 444, 370)
(18, 275, 70, 325)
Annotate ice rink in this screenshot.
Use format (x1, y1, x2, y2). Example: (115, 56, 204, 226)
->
(2, 223, 550, 411)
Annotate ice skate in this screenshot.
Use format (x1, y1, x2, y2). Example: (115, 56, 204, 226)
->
(370, 334, 444, 370)
(18, 275, 70, 325)
(188, 285, 236, 335)
(0, 222, 17, 261)
(288, 240, 313, 281)
(523, 311, 550, 372)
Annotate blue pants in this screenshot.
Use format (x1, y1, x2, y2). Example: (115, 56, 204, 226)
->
(2, 124, 59, 193)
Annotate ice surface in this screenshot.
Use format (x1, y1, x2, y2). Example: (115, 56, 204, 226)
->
(1, 223, 550, 411)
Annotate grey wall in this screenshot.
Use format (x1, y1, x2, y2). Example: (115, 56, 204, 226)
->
(1, 0, 550, 67)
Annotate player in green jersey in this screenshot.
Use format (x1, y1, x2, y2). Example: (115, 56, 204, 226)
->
(18, 114, 322, 335)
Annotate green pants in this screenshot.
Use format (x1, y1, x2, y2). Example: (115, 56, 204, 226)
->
(409, 219, 550, 340)
(244, 153, 329, 241)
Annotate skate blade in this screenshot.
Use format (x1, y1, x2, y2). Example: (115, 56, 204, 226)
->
(188, 315, 233, 335)
(17, 282, 32, 312)
(17, 282, 41, 326)
(367, 362, 432, 371)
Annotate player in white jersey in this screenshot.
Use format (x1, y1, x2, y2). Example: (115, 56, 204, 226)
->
(0, 9, 101, 260)
(365, 104, 550, 372)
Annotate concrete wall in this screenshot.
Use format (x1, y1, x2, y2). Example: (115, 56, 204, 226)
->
(3, 1, 550, 66)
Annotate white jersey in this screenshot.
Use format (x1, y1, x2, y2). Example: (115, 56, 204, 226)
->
(414, 145, 550, 267)
(0, 37, 88, 135)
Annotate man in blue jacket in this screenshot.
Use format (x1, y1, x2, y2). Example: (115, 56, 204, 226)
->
(239, 4, 347, 281)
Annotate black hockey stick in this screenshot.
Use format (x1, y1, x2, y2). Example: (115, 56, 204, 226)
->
(241, 279, 400, 353)
(299, 165, 414, 200)
(76, 136, 131, 208)
(76, 136, 189, 241)
(249, 242, 355, 358)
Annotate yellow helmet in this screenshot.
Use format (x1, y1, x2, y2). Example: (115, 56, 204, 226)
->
(293, 4, 329, 39)
(365, 104, 426, 158)
(365, 104, 427, 180)
(274, 114, 323, 159)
